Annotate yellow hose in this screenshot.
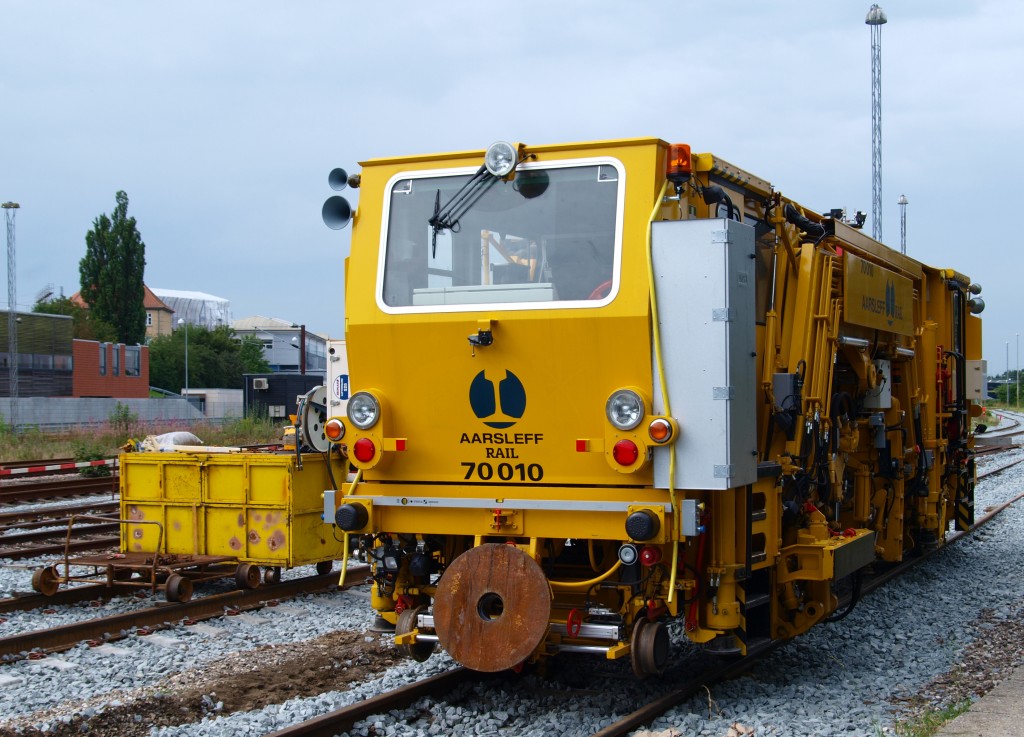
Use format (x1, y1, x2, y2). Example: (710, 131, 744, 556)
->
(337, 469, 363, 587)
(338, 532, 350, 588)
(587, 539, 601, 572)
(645, 179, 680, 603)
(345, 468, 362, 496)
(549, 559, 622, 590)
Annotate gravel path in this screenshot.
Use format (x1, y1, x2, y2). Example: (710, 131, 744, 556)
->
(0, 445, 1021, 737)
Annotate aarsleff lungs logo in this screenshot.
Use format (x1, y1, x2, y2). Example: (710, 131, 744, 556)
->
(469, 370, 526, 429)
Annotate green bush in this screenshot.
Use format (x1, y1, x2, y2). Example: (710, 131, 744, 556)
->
(73, 438, 112, 477)
(108, 402, 140, 437)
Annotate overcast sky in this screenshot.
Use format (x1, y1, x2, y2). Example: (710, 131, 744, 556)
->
(3, 1, 1021, 370)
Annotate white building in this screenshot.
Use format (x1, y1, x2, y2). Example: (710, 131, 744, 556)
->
(232, 316, 328, 374)
(152, 288, 231, 330)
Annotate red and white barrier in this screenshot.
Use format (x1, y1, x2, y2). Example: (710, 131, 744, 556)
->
(0, 458, 119, 476)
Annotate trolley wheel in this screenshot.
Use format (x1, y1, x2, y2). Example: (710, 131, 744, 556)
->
(631, 618, 670, 679)
(31, 566, 60, 597)
(234, 563, 262, 590)
(165, 574, 194, 603)
(264, 567, 282, 586)
(396, 605, 435, 663)
(315, 560, 334, 576)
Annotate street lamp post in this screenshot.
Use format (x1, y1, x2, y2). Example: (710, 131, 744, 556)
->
(178, 318, 189, 400)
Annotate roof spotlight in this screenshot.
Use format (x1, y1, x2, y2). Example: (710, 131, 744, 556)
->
(484, 141, 518, 177)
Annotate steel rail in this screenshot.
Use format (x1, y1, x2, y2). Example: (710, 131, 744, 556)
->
(263, 668, 480, 737)
(0, 535, 120, 561)
(0, 522, 120, 546)
(0, 475, 119, 504)
(0, 565, 370, 659)
(0, 500, 119, 527)
(0, 583, 138, 614)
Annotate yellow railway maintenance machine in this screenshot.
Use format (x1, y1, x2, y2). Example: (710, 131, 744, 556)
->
(321, 138, 985, 677)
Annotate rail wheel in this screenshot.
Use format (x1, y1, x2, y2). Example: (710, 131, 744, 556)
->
(165, 574, 194, 603)
(631, 618, 669, 679)
(264, 566, 282, 585)
(31, 565, 60, 597)
(396, 605, 435, 663)
(315, 560, 334, 576)
(235, 563, 261, 590)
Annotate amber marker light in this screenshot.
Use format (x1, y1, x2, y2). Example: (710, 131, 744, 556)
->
(648, 418, 673, 444)
(666, 143, 692, 184)
(325, 418, 346, 442)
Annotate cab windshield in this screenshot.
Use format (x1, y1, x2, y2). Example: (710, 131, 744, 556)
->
(380, 161, 622, 310)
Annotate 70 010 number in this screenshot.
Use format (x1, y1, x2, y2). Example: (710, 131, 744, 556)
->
(461, 462, 544, 482)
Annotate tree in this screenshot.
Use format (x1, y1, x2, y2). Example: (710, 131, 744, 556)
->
(33, 296, 118, 342)
(238, 335, 272, 374)
(79, 191, 147, 345)
(148, 325, 270, 393)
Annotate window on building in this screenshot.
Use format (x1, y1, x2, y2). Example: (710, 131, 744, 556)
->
(99, 344, 106, 376)
(112, 345, 120, 376)
(55, 355, 73, 371)
(125, 346, 141, 377)
(146, 312, 153, 327)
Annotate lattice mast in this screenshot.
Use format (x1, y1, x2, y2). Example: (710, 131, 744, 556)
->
(2, 202, 19, 430)
(866, 5, 887, 242)
(898, 194, 908, 254)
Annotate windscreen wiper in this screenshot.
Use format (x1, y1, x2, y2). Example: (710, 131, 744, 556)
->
(428, 164, 497, 256)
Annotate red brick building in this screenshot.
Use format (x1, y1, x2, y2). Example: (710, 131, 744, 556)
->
(72, 340, 149, 398)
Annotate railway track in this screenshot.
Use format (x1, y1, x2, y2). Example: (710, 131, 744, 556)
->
(0, 498, 122, 560)
(0, 565, 371, 659)
(0, 474, 118, 504)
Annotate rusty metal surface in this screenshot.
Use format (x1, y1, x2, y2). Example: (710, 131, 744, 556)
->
(263, 668, 477, 737)
(0, 565, 369, 658)
(0, 584, 137, 614)
(433, 543, 551, 673)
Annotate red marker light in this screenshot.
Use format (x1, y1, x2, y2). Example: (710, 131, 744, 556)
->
(639, 546, 662, 567)
(353, 438, 376, 463)
(612, 439, 639, 466)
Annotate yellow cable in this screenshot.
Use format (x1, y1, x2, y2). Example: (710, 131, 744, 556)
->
(645, 179, 680, 603)
(338, 532, 350, 588)
(337, 468, 363, 587)
(345, 468, 362, 496)
(587, 539, 600, 572)
(549, 559, 622, 590)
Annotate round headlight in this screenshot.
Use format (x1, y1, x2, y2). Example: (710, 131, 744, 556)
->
(347, 392, 380, 430)
(484, 141, 518, 177)
(606, 389, 644, 431)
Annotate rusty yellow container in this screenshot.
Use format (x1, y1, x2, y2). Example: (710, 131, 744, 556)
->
(120, 452, 345, 567)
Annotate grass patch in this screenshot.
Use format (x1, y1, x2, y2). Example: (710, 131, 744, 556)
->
(0, 415, 284, 463)
(887, 701, 972, 737)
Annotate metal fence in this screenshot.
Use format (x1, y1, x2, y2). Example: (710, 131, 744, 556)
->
(0, 396, 206, 433)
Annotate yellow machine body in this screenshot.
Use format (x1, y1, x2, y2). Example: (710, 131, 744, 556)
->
(328, 137, 983, 674)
